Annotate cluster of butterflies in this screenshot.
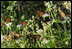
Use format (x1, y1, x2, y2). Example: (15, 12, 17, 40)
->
(4, 15, 27, 26)
(3, 32, 41, 43)
(3, 8, 67, 25)
(1, 8, 68, 42)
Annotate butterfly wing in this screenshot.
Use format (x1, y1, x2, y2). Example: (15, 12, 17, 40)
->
(26, 34, 41, 43)
(37, 11, 44, 16)
(58, 8, 66, 19)
(34, 35, 41, 41)
(5, 18, 11, 23)
(9, 33, 20, 39)
(19, 21, 27, 26)
(31, 35, 41, 41)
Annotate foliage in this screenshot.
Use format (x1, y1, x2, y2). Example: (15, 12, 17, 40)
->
(1, 1, 71, 48)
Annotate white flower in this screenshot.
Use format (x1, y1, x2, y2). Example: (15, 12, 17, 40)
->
(29, 19, 33, 22)
(32, 15, 34, 19)
(11, 18, 14, 21)
(45, 40, 48, 43)
(39, 37, 44, 40)
(50, 1, 52, 3)
(40, 29, 43, 32)
(16, 40, 20, 43)
(43, 13, 49, 16)
(66, 17, 71, 19)
(36, 30, 39, 33)
(1, 35, 5, 40)
(41, 40, 48, 44)
(47, 21, 52, 24)
(45, 2, 50, 6)
(65, 41, 68, 45)
(64, 1, 70, 10)
(29, 24, 33, 28)
(6, 22, 12, 28)
(44, 33, 47, 36)
(36, 28, 39, 30)
(10, 16, 13, 18)
(62, 20, 66, 23)
(45, 3, 48, 6)
(36, 29, 43, 33)
(64, 16, 71, 20)
(17, 24, 22, 27)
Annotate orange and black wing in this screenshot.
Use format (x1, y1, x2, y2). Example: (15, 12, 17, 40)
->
(5, 18, 11, 23)
(19, 21, 27, 26)
(37, 11, 44, 16)
(58, 8, 66, 19)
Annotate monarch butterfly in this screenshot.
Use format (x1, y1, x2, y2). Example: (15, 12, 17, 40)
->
(31, 35, 41, 41)
(58, 8, 66, 19)
(37, 11, 51, 23)
(19, 21, 27, 26)
(4, 15, 11, 23)
(9, 32, 21, 39)
(37, 11, 45, 17)
(37, 11, 45, 20)
(26, 34, 41, 43)
(3, 32, 20, 42)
